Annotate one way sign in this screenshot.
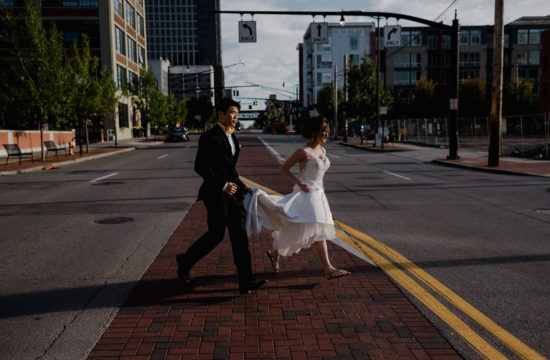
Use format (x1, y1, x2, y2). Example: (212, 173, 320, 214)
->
(239, 21, 256, 43)
(310, 22, 328, 44)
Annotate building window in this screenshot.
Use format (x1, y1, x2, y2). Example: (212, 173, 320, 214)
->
(116, 65, 127, 90)
(518, 29, 541, 45)
(350, 35, 359, 50)
(114, 0, 123, 19)
(428, 35, 438, 49)
(128, 71, 138, 94)
(118, 103, 129, 128)
(64, 32, 79, 43)
(138, 45, 145, 67)
(350, 54, 360, 65)
(137, 13, 144, 37)
(394, 53, 421, 68)
(529, 29, 541, 44)
(127, 36, 137, 62)
(470, 30, 481, 45)
(115, 26, 125, 55)
(460, 52, 480, 66)
(443, 35, 451, 49)
(518, 50, 541, 65)
(410, 31, 422, 46)
(126, 2, 135, 29)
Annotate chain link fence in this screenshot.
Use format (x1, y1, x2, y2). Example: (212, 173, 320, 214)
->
(381, 113, 550, 159)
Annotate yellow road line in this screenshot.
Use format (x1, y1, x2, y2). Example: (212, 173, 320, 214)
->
(241, 177, 545, 359)
(336, 231, 506, 360)
(335, 221, 546, 360)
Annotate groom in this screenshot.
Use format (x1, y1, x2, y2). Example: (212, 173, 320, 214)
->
(176, 98, 266, 295)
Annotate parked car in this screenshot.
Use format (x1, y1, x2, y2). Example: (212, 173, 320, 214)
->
(166, 127, 189, 142)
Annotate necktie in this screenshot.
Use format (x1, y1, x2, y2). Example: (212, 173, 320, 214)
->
(218, 123, 236, 134)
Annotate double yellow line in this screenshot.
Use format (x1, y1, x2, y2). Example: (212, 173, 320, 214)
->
(241, 177, 545, 360)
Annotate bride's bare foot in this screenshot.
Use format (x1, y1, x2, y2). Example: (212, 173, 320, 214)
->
(325, 268, 350, 280)
(267, 250, 279, 272)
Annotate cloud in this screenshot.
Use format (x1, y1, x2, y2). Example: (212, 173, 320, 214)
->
(220, 0, 550, 105)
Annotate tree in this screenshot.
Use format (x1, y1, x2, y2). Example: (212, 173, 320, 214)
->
(409, 77, 442, 117)
(1, 0, 72, 160)
(134, 68, 160, 136)
(69, 34, 118, 153)
(165, 94, 189, 129)
(459, 77, 488, 117)
(503, 79, 537, 115)
(346, 53, 393, 139)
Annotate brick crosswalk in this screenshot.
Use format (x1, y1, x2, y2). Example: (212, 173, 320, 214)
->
(87, 136, 461, 360)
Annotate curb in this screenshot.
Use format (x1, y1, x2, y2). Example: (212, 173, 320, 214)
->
(432, 159, 541, 177)
(339, 141, 408, 152)
(0, 147, 135, 176)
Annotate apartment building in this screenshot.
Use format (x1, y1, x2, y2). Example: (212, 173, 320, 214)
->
(145, 0, 224, 103)
(301, 22, 375, 109)
(38, 0, 147, 140)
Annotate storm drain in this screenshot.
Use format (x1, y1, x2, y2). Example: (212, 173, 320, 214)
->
(94, 217, 134, 225)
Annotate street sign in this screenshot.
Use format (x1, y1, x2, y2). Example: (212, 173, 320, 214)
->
(379, 106, 388, 115)
(239, 21, 256, 43)
(310, 22, 328, 44)
(450, 98, 458, 110)
(384, 25, 401, 46)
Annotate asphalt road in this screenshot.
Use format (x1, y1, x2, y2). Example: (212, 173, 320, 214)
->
(0, 140, 201, 360)
(256, 134, 550, 360)
(1, 133, 549, 360)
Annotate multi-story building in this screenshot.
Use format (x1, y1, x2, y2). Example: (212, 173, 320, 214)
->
(301, 22, 375, 109)
(40, 0, 147, 140)
(380, 16, 550, 113)
(145, 0, 224, 103)
(0, 0, 148, 140)
(169, 65, 215, 104)
(149, 57, 171, 96)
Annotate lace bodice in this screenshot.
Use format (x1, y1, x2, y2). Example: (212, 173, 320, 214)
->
(297, 146, 330, 190)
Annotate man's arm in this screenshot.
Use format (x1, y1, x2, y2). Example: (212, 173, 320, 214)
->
(194, 132, 226, 191)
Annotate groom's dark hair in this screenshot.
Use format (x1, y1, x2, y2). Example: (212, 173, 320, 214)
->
(302, 116, 329, 139)
(216, 98, 241, 114)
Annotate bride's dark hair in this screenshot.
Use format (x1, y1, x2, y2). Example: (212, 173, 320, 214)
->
(302, 116, 329, 139)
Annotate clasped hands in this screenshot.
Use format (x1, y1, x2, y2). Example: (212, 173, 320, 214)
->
(223, 182, 253, 196)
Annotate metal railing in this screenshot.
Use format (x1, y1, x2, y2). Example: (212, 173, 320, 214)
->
(380, 112, 550, 159)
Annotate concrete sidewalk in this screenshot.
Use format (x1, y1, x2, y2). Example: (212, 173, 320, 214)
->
(342, 140, 550, 178)
(86, 137, 462, 360)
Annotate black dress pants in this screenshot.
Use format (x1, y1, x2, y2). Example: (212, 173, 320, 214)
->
(183, 194, 254, 289)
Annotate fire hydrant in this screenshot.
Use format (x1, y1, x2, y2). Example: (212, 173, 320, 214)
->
(68, 141, 75, 156)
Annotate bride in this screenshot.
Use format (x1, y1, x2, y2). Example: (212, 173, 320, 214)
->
(245, 116, 350, 279)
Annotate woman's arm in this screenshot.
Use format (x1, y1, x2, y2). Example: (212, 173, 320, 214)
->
(279, 148, 310, 192)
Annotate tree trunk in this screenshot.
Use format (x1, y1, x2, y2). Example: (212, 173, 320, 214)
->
(85, 119, 90, 153)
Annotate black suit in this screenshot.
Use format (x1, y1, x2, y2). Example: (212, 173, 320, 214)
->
(180, 124, 254, 290)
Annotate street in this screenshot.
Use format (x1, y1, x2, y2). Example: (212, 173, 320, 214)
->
(261, 134, 550, 359)
(0, 141, 201, 359)
(0, 134, 549, 359)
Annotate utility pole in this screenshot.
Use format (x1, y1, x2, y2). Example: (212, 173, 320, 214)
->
(489, 0, 504, 166)
(343, 54, 348, 142)
(333, 64, 338, 140)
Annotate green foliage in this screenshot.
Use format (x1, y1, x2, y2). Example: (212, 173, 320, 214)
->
(459, 78, 488, 117)
(316, 83, 344, 120)
(186, 96, 214, 131)
(0, 0, 71, 131)
(69, 34, 118, 151)
(345, 53, 393, 123)
(409, 77, 443, 117)
(503, 79, 537, 115)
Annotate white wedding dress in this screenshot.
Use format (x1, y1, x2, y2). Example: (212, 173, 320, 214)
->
(244, 146, 338, 256)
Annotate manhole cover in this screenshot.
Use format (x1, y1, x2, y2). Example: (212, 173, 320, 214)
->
(534, 209, 550, 215)
(94, 217, 134, 225)
(92, 181, 125, 185)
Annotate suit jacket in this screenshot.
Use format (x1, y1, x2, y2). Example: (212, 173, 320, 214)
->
(194, 124, 247, 201)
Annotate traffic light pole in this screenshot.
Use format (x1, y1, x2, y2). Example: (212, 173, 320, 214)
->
(448, 14, 460, 160)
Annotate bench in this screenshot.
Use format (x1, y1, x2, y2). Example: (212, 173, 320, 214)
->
(2, 144, 34, 165)
(44, 140, 67, 158)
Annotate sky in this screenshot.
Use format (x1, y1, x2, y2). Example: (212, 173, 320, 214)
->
(218, 0, 550, 109)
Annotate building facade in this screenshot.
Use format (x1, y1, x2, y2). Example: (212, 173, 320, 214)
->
(169, 65, 215, 104)
(145, 0, 224, 103)
(541, 28, 550, 113)
(301, 22, 375, 109)
(2, 0, 148, 140)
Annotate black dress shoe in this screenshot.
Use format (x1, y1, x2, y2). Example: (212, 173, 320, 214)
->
(239, 279, 267, 295)
(176, 254, 191, 284)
